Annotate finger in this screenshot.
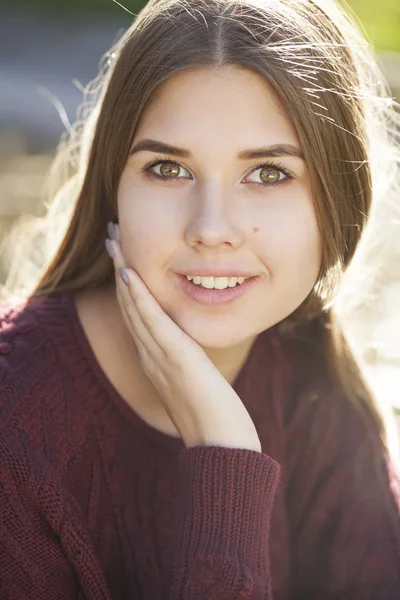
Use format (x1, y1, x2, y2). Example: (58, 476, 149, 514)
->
(107, 221, 121, 242)
(109, 239, 163, 358)
(121, 273, 203, 363)
(110, 240, 202, 362)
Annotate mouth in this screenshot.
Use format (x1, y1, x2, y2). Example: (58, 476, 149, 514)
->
(175, 273, 260, 306)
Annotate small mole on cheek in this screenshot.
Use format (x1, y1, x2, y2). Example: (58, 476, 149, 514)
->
(253, 226, 260, 233)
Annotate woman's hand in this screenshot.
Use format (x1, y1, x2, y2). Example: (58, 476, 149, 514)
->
(105, 222, 261, 453)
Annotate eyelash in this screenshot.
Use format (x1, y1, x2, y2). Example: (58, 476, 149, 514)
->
(141, 155, 295, 187)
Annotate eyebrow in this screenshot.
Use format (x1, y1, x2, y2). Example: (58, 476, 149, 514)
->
(129, 138, 304, 160)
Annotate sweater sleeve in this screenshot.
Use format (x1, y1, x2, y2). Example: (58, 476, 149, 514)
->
(0, 428, 112, 600)
(163, 445, 280, 599)
(0, 305, 112, 600)
(285, 387, 400, 599)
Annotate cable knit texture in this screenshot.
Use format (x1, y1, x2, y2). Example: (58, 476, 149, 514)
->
(0, 291, 399, 599)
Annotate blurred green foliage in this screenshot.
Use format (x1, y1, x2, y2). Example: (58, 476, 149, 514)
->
(11, 0, 400, 51)
(344, 0, 400, 52)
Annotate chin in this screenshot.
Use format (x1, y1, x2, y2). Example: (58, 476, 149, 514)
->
(171, 313, 262, 350)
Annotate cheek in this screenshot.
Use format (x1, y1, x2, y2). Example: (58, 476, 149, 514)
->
(256, 199, 321, 277)
(288, 215, 321, 266)
(120, 212, 172, 261)
(117, 194, 178, 268)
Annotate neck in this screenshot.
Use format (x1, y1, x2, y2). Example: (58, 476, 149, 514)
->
(201, 337, 257, 386)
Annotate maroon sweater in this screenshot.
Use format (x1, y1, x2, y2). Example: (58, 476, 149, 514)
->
(0, 291, 399, 599)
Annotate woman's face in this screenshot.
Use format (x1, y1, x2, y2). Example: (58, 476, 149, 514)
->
(117, 66, 322, 349)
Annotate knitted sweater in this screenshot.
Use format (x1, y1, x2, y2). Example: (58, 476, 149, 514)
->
(0, 291, 399, 600)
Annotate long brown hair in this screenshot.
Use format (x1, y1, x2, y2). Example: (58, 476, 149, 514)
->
(4, 0, 400, 459)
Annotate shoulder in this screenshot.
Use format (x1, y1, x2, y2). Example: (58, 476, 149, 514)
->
(0, 292, 86, 470)
(0, 294, 52, 402)
(0, 292, 64, 402)
(277, 318, 399, 502)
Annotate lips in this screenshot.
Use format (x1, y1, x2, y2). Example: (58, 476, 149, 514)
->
(179, 269, 257, 278)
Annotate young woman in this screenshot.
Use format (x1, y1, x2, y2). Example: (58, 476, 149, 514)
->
(1, 0, 399, 598)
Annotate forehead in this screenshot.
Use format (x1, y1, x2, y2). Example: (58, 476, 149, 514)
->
(135, 66, 299, 146)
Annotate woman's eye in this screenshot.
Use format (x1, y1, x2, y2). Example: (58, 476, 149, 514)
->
(150, 161, 191, 179)
(246, 165, 287, 185)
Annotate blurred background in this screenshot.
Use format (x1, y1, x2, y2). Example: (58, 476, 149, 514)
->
(0, 0, 400, 426)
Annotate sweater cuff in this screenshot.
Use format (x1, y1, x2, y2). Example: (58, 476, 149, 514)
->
(168, 446, 280, 578)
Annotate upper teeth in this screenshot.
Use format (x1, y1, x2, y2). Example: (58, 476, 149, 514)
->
(185, 275, 249, 289)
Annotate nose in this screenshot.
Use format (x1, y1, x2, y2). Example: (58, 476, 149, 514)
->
(184, 183, 245, 250)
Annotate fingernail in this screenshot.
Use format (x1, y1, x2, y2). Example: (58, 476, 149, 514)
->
(105, 238, 114, 258)
(107, 221, 116, 240)
(119, 267, 129, 286)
